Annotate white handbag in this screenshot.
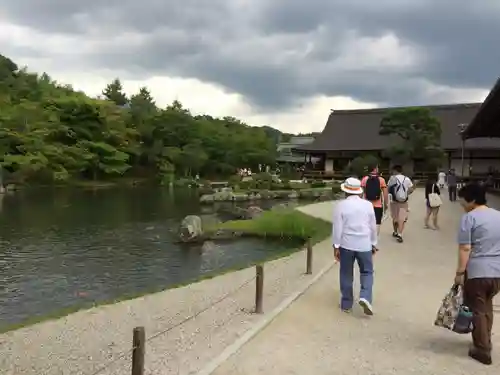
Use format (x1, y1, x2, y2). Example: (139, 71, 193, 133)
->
(428, 184, 442, 208)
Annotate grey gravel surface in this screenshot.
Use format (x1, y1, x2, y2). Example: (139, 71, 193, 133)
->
(213, 189, 500, 374)
(0, 201, 336, 375)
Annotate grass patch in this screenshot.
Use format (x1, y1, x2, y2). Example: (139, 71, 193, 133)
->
(217, 208, 331, 244)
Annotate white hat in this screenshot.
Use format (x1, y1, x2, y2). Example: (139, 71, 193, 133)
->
(340, 177, 363, 195)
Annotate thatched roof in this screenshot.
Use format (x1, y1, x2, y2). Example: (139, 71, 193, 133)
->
(462, 78, 500, 139)
(297, 103, 500, 152)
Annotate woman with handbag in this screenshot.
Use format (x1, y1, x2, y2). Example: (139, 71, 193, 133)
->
(424, 174, 442, 229)
(455, 183, 500, 365)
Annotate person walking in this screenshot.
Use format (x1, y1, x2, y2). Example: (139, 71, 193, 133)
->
(447, 168, 458, 201)
(424, 174, 442, 230)
(455, 183, 500, 365)
(361, 165, 389, 235)
(438, 170, 446, 189)
(387, 165, 414, 243)
(333, 177, 378, 315)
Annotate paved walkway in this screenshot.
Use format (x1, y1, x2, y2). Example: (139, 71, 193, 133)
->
(213, 189, 500, 374)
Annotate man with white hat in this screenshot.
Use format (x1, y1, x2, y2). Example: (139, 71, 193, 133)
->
(333, 177, 378, 315)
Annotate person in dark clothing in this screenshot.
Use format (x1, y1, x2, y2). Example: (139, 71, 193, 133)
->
(424, 174, 441, 229)
(447, 169, 458, 201)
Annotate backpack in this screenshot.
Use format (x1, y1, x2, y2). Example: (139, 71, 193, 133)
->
(392, 176, 408, 202)
(364, 175, 381, 201)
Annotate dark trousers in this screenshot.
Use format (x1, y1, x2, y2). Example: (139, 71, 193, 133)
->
(464, 278, 500, 356)
(448, 185, 457, 201)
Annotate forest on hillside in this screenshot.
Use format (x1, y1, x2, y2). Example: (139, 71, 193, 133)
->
(0, 54, 299, 185)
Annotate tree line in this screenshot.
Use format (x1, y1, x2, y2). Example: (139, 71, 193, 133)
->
(0, 54, 287, 185)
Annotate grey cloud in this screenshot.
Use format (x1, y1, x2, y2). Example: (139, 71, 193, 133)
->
(1, 0, 499, 110)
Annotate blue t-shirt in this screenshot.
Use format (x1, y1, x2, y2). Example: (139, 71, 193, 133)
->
(458, 207, 500, 278)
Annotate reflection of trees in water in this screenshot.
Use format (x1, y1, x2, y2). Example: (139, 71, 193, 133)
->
(178, 241, 227, 275)
(179, 243, 203, 275)
(200, 241, 226, 272)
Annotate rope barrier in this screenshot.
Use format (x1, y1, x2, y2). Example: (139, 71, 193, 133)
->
(86, 275, 256, 375)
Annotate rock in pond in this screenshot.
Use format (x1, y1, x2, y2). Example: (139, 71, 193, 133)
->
(178, 215, 204, 242)
(271, 202, 299, 211)
(246, 206, 264, 219)
(217, 205, 263, 220)
(199, 190, 254, 203)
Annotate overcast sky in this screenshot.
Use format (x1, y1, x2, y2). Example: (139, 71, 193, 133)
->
(1, 0, 498, 133)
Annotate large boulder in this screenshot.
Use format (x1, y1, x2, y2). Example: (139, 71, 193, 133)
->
(200, 194, 215, 204)
(214, 190, 235, 201)
(246, 206, 264, 219)
(233, 193, 250, 201)
(217, 206, 262, 220)
(259, 190, 277, 199)
(271, 202, 299, 211)
(179, 215, 204, 242)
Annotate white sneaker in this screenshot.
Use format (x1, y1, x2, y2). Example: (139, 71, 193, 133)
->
(359, 298, 374, 316)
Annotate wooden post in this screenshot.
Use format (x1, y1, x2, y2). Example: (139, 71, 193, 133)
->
(255, 265, 264, 314)
(131, 326, 145, 375)
(306, 238, 313, 275)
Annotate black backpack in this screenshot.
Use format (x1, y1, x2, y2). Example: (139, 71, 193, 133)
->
(364, 175, 381, 201)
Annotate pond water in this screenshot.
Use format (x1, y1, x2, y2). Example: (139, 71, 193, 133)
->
(0, 187, 298, 329)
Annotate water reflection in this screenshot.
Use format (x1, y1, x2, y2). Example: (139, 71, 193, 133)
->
(0, 187, 296, 328)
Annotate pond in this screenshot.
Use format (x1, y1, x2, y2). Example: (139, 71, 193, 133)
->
(0, 187, 299, 329)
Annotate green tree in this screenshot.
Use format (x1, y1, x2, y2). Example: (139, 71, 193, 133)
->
(379, 107, 445, 170)
(102, 78, 128, 106)
(344, 154, 380, 178)
(0, 53, 286, 185)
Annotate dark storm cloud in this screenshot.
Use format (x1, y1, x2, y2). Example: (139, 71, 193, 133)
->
(1, 0, 498, 109)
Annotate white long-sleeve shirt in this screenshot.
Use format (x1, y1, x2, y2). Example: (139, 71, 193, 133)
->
(332, 195, 378, 251)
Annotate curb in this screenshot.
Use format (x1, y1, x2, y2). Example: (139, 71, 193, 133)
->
(194, 260, 336, 375)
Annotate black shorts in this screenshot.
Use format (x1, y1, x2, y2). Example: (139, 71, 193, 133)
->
(373, 207, 383, 225)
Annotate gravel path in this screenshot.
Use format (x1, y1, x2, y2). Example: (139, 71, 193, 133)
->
(0, 203, 337, 375)
(212, 189, 500, 374)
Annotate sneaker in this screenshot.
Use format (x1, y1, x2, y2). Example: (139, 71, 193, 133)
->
(359, 298, 374, 316)
(392, 231, 398, 237)
(341, 308, 352, 313)
(395, 234, 403, 243)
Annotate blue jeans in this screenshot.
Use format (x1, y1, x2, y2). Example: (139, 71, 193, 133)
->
(339, 248, 374, 310)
